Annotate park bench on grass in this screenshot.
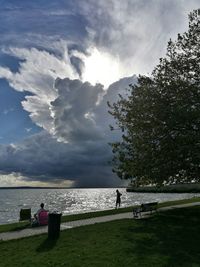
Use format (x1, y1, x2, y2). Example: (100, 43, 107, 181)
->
(133, 202, 158, 218)
(19, 208, 49, 227)
(19, 208, 31, 222)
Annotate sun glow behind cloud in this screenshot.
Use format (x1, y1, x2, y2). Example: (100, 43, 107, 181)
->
(80, 47, 127, 89)
(0, 41, 135, 146)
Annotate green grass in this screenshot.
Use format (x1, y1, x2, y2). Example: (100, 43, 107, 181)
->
(1, 206, 200, 266)
(60, 196, 200, 222)
(0, 221, 30, 233)
(158, 196, 200, 208)
(0, 196, 200, 233)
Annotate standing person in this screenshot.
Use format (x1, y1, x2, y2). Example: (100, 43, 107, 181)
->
(116, 189, 122, 208)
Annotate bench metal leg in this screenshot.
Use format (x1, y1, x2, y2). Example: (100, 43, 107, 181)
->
(133, 208, 141, 218)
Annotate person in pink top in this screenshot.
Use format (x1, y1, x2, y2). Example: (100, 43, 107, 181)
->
(33, 203, 48, 225)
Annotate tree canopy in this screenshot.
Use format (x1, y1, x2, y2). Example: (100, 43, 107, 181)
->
(108, 9, 200, 186)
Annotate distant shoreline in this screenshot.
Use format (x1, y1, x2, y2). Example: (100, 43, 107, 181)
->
(126, 183, 200, 193)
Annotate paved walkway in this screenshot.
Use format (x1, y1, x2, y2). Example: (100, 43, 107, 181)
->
(1, 202, 200, 241)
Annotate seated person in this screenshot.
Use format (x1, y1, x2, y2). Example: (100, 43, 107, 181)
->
(32, 203, 48, 226)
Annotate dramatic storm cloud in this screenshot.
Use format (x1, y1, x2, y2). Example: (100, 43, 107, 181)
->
(0, 74, 137, 187)
(0, 0, 199, 187)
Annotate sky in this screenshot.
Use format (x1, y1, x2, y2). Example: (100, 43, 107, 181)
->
(0, 0, 199, 187)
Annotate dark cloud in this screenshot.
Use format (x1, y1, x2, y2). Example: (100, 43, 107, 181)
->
(52, 78, 105, 143)
(0, 132, 119, 187)
(0, 76, 137, 187)
(70, 56, 84, 77)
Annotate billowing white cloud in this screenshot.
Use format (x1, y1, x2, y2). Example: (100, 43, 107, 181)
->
(0, 0, 199, 186)
(52, 78, 105, 143)
(51, 74, 137, 144)
(0, 42, 137, 143)
(79, 0, 200, 75)
(0, 74, 137, 186)
(0, 44, 79, 133)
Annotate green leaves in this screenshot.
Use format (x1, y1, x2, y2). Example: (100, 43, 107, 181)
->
(109, 9, 200, 186)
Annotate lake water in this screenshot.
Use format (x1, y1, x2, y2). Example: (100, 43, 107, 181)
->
(0, 188, 200, 225)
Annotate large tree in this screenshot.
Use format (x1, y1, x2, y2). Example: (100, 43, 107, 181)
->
(108, 9, 200, 186)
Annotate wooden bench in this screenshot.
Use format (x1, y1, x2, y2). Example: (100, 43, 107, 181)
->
(133, 202, 158, 218)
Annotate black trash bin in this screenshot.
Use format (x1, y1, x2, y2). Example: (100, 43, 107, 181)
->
(48, 212, 62, 239)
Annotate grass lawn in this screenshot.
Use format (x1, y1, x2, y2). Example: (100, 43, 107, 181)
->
(0, 206, 200, 267)
(0, 196, 200, 233)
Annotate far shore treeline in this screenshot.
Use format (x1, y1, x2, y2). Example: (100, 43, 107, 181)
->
(126, 183, 200, 193)
(109, 9, 200, 189)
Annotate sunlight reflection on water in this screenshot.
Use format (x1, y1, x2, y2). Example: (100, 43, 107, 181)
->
(0, 188, 200, 224)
